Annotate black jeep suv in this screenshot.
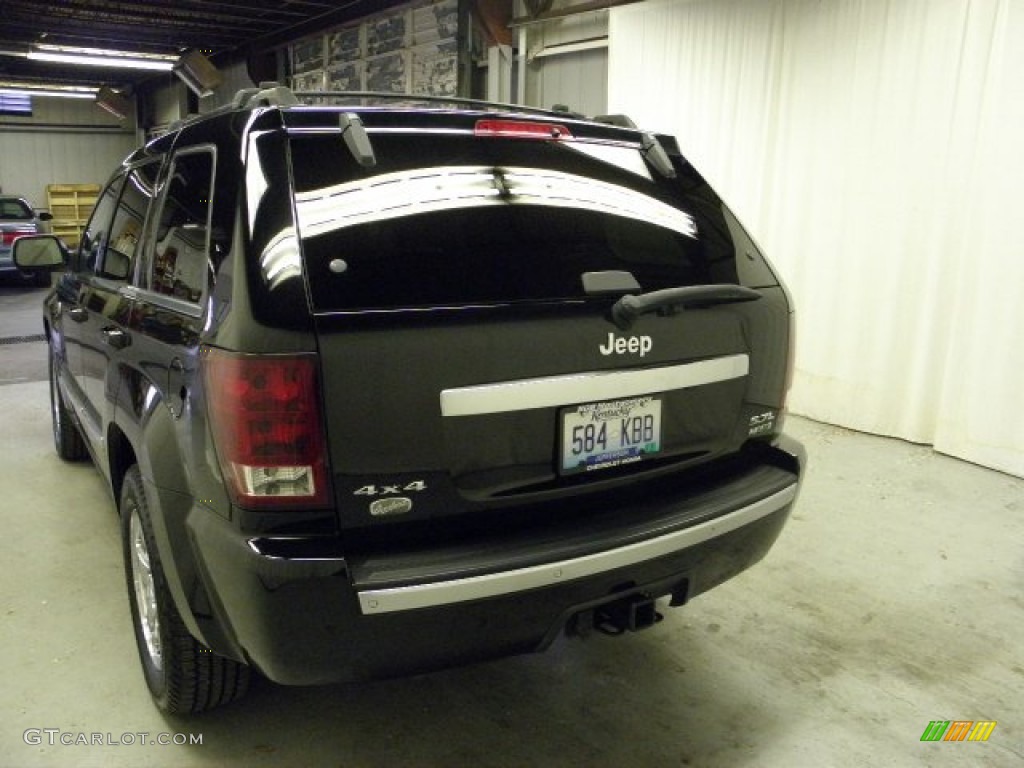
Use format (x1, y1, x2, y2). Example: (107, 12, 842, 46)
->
(16, 84, 805, 714)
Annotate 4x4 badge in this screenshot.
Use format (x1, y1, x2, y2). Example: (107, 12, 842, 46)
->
(353, 481, 427, 496)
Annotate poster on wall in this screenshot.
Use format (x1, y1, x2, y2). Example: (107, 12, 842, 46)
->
(292, 38, 324, 74)
(293, 70, 325, 103)
(412, 0, 457, 45)
(366, 53, 407, 93)
(327, 62, 363, 91)
(328, 27, 362, 66)
(366, 11, 407, 57)
(411, 40, 458, 96)
(289, 0, 461, 98)
(410, 0, 458, 95)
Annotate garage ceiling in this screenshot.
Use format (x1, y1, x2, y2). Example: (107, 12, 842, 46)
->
(0, 0, 409, 91)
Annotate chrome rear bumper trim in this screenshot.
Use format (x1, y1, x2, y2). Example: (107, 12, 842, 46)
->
(357, 483, 795, 615)
(440, 354, 749, 417)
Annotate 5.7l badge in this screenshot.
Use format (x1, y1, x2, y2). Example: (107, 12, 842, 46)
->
(748, 410, 777, 436)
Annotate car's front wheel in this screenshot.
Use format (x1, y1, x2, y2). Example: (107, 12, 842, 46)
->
(120, 466, 250, 714)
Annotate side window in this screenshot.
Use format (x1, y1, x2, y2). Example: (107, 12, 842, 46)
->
(0, 199, 33, 219)
(101, 162, 162, 281)
(78, 176, 124, 275)
(145, 149, 216, 303)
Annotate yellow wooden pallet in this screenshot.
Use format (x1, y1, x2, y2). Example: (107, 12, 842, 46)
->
(46, 183, 101, 249)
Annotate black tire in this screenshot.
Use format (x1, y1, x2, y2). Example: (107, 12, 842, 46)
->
(48, 344, 87, 461)
(120, 466, 250, 714)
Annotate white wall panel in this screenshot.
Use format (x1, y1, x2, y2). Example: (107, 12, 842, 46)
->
(0, 97, 136, 207)
(0, 131, 136, 208)
(610, 0, 1024, 478)
(527, 47, 607, 114)
(518, 1, 610, 115)
(30, 96, 132, 128)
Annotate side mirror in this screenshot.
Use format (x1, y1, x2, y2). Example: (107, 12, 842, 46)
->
(37, 211, 54, 222)
(13, 235, 67, 271)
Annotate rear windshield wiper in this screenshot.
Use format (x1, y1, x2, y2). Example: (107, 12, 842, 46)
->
(611, 284, 761, 330)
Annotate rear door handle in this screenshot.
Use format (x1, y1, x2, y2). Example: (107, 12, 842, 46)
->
(101, 327, 131, 350)
(68, 307, 88, 323)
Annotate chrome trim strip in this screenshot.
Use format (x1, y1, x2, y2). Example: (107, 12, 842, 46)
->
(357, 484, 796, 615)
(286, 126, 473, 136)
(440, 354, 748, 417)
(131, 288, 204, 318)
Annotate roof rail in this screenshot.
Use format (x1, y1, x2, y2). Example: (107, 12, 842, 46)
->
(155, 84, 300, 136)
(235, 87, 645, 132)
(230, 87, 261, 108)
(592, 114, 637, 129)
(292, 90, 598, 120)
(551, 103, 586, 119)
(236, 82, 300, 109)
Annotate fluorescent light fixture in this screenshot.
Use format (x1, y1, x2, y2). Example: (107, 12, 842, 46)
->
(173, 49, 222, 97)
(29, 44, 177, 71)
(0, 84, 98, 100)
(95, 86, 132, 119)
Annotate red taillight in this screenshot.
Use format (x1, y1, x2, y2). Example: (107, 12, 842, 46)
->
(2, 231, 23, 246)
(474, 118, 572, 140)
(202, 348, 329, 509)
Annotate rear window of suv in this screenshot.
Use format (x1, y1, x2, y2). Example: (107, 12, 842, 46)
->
(0, 198, 34, 220)
(290, 129, 738, 312)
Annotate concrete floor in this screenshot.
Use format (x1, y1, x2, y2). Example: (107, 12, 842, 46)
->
(2, 280, 1023, 767)
(0, 277, 50, 385)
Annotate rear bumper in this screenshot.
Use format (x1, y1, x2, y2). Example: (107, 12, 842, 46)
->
(357, 484, 796, 615)
(188, 436, 805, 685)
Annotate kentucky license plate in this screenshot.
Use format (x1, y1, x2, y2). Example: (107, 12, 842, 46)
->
(560, 396, 662, 474)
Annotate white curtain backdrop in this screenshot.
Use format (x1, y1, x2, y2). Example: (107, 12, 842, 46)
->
(609, 0, 1024, 478)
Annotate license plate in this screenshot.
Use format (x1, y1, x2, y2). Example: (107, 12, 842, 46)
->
(560, 396, 662, 474)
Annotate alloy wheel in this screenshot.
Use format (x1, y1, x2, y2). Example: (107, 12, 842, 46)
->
(129, 508, 163, 671)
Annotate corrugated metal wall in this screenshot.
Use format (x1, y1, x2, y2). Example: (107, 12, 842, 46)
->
(0, 97, 137, 210)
